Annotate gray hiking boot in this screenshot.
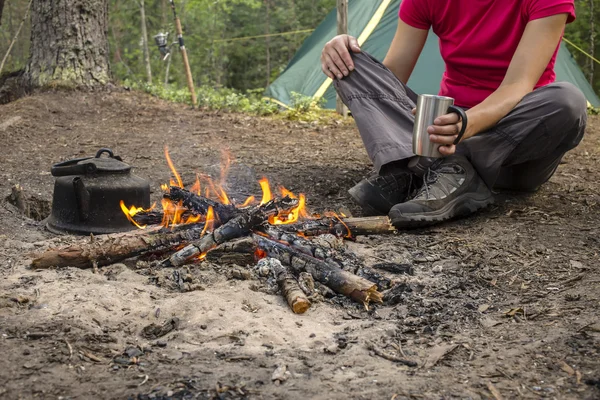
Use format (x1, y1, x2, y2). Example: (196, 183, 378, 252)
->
(388, 155, 494, 228)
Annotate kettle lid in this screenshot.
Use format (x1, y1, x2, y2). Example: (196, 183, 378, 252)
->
(79, 148, 131, 173)
(51, 148, 131, 176)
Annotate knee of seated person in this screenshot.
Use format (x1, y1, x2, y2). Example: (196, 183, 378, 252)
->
(547, 82, 588, 122)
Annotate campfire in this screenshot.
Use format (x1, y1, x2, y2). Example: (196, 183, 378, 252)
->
(32, 148, 400, 314)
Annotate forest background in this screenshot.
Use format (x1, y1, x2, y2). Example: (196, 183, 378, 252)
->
(1, 0, 599, 103)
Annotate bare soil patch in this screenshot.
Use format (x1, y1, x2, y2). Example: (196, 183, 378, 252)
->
(1, 90, 599, 399)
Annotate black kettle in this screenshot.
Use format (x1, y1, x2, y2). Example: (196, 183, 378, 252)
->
(46, 148, 151, 235)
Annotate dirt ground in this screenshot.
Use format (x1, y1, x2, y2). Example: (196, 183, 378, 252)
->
(0, 89, 599, 400)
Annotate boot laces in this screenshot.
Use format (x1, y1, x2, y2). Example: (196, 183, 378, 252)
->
(413, 160, 464, 200)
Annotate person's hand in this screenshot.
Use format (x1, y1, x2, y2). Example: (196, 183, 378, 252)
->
(411, 108, 463, 156)
(321, 34, 361, 80)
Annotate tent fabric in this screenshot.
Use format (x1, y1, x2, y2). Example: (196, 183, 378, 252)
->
(264, 0, 600, 109)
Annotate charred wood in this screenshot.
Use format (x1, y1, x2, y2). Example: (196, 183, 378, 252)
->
(205, 237, 258, 265)
(31, 224, 206, 269)
(164, 196, 299, 267)
(165, 187, 238, 222)
(252, 234, 383, 307)
(258, 226, 336, 259)
(266, 258, 311, 314)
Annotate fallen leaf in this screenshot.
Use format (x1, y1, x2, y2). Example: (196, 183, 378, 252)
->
(487, 381, 503, 400)
(504, 307, 524, 317)
(478, 304, 490, 312)
(424, 343, 458, 368)
(560, 361, 575, 376)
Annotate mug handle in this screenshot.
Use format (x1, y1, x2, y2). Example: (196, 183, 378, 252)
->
(447, 105, 468, 145)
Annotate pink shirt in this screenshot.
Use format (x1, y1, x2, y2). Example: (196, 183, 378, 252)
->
(399, 0, 576, 108)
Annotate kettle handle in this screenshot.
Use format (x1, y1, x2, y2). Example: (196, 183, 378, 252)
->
(51, 159, 97, 176)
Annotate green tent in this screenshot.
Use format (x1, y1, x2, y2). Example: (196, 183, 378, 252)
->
(264, 0, 600, 109)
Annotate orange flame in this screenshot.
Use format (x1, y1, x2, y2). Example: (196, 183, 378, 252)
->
(121, 150, 314, 232)
(259, 178, 272, 205)
(270, 193, 306, 225)
(200, 206, 215, 236)
(164, 146, 183, 188)
(241, 195, 255, 207)
(119, 200, 155, 229)
(190, 174, 201, 195)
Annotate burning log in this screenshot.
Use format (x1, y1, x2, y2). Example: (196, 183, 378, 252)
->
(164, 196, 299, 267)
(165, 186, 239, 222)
(31, 224, 206, 269)
(262, 258, 311, 314)
(252, 234, 383, 307)
(279, 216, 397, 237)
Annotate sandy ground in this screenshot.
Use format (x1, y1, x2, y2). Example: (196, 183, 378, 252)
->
(0, 89, 599, 399)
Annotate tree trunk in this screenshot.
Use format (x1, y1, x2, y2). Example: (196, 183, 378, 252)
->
(265, 0, 271, 88)
(590, 0, 595, 85)
(25, 0, 110, 88)
(139, 0, 152, 84)
(0, 0, 5, 26)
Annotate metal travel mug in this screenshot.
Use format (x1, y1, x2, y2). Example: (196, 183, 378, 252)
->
(412, 94, 468, 158)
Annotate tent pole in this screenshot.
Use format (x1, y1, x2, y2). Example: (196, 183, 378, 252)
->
(336, 0, 348, 117)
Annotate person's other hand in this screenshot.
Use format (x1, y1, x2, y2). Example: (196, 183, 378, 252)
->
(321, 34, 361, 80)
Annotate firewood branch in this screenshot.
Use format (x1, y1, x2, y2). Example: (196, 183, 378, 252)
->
(252, 234, 383, 307)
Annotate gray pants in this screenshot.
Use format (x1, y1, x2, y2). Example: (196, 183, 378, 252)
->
(333, 52, 588, 191)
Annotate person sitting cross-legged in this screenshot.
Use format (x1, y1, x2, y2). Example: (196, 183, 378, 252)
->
(320, 0, 588, 228)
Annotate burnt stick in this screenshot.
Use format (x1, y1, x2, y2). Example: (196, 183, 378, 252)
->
(252, 234, 383, 307)
(269, 259, 311, 314)
(31, 224, 206, 269)
(165, 186, 239, 222)
(163, 196, 299, 267)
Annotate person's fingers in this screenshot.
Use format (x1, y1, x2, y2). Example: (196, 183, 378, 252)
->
(348, 36, 361, 53)
(411, 108, 416, 115)
(429, 133, 458, 145)
(321, 60, 335, 80)
(439, 145, 456, 156)
(328, 45, 350, 77)
(434, 113, 460, 125)
(323, 53, 343, 79)
(428, 122, 461, 136)
(332, 43, 353, 74)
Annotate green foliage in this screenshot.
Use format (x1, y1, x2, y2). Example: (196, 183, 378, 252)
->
(127, 80, 335, 121)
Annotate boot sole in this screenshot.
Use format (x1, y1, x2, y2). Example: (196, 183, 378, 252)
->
(389, 192, 495, 228)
